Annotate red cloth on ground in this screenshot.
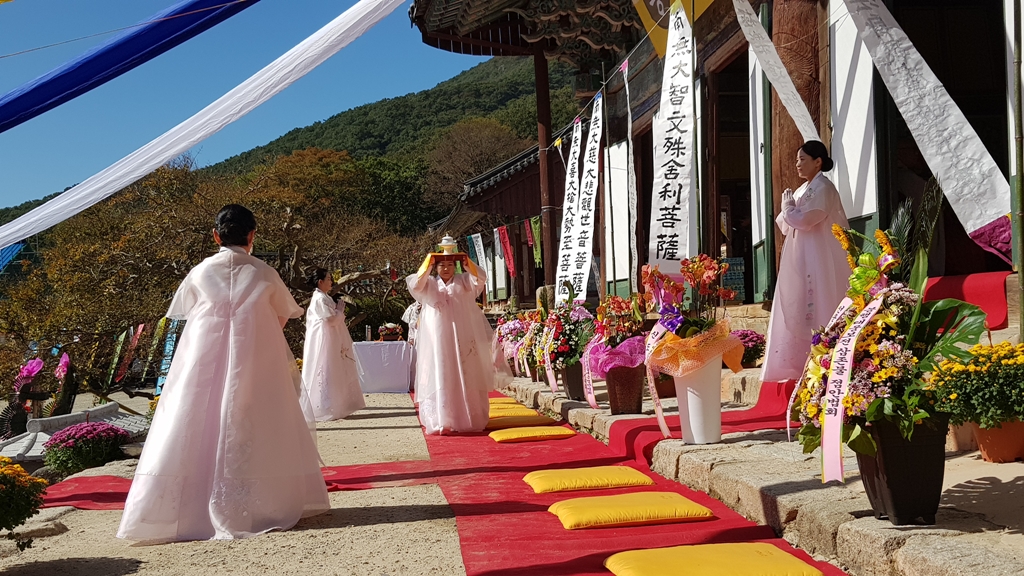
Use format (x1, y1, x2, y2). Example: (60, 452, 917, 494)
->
(608, 381, 798, 465)
(42, 476, 132, 511)
(924, 271, 1011, 330)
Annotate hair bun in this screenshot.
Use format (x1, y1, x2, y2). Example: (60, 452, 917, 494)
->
(821, 157, 834, 172)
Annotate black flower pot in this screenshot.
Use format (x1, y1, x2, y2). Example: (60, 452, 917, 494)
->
(855, 413, 950, 525)
(559, 362, 586, 401)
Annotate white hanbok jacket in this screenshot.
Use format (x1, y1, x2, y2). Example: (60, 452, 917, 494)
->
(762, 172, 851, 382)
(301, 289, 365, 421)
(406, 265, 511, 434)
(118, 246, 329, 542)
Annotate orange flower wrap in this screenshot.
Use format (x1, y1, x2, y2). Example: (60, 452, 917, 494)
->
(646, 319, 744, 377)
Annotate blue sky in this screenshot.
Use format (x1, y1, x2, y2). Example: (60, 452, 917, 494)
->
(0, 0, 487, 208)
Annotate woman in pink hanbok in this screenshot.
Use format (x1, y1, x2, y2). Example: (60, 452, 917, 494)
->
(118, 205, 329, 543)
(407, 236, 511, 434)
(301, 268, 365, 421)
(762, 142, 850, 383)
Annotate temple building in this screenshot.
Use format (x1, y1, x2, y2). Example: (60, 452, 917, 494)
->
(411, 0, 1020, 323)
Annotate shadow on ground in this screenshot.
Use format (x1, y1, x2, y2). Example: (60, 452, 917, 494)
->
(1, 557, 142, 576)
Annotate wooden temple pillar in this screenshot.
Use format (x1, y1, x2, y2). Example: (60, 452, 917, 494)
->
(771, 0, 822, 269)
(534, 45, 557, 286)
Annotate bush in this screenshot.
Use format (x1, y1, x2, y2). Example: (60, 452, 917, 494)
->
(42, 422, 130, 476)
(932, 342, 1024, 429)
(732, 330, 766, 365)
(0, 456, 48, 551)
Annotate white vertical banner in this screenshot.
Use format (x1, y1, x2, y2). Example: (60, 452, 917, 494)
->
(748, 45, 768, 247)
(471, 234, 486, 268)
(620, 60, 640, 292)
(555, 119, 584, 294)
(493, 228, 503, 259)
(648, 6, 698, 269)
(732, 0, 819, 143)
(558, 94, 604, 302)
(845, 0, 1011, 260)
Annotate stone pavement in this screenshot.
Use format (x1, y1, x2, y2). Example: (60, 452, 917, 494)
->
(504, 375, 1024, 576)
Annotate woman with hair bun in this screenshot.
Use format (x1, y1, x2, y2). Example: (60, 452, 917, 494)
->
(762, 141, 850, 383)
(301, 268, 365, 421)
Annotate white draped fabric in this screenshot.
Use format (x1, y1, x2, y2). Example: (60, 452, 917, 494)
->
(118, 246, 329, 542)
(301, 290, 365, 421)
(406, 267, 511, 434)
(762, 173, 850, 383)
(0, 0, 405, 251)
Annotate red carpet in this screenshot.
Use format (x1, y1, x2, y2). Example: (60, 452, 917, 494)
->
(925, 271, 1011, 329)
(608, 381, 798, 464)
(41, 475, 132, 511)
(419, 391, 844, 576)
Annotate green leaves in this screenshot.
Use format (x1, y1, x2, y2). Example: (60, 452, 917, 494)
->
(914, 299, 987, 372)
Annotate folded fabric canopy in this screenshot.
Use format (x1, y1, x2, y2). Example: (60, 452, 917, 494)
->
(0, 0, 261, 135)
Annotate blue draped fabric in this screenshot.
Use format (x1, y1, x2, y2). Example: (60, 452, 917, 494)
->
(0, 242, 24, 273)
(0, 0, 260, 134)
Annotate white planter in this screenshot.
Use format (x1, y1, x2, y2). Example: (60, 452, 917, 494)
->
(672, 353, 722, 444)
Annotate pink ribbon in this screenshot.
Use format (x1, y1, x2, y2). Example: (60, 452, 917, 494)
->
(788, 297, 855, 441)
(643, 323, 674, 439)
(580, 335, 603, 409)
(821, 298, 884, 483)
(545, 363, 559, 395)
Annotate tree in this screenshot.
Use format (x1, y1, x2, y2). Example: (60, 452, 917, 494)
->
(424, 117, 531, 213)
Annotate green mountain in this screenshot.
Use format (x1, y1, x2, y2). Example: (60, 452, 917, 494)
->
(0, 191, 62, 227)
(206, 57, 576, 175)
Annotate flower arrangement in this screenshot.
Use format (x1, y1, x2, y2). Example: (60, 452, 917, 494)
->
(732, 330, 766, 366)
(378, 323, 404, 338)
(43, 422, 131, 477)
(146, 395, 160, 423)
(0, 456, 48, 551)
(496, 315, 529, 362)
(515, 310, 546, 372)
(587, 295, 648, 379)
(536, 303, 594, 372)
(931, 342, 1024, 430)
(791, 194, 985, 456)
(642, 258, 744, 377)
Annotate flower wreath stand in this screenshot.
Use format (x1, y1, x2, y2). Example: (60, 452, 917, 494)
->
(585, 336, 647, 414)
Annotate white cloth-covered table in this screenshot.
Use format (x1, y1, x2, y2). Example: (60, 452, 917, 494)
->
(353, 341, 412, 393)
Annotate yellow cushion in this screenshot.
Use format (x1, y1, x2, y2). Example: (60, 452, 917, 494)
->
(489, 397, 520, 404)
(604, 543, 823, 576)
(523, 466, 655, 494)
(489, 426, 577, 443)
(488, 402, 530, 411)
(488, 407, 540, 418)
(485, 415, 558, 430)
(548, 492, 714, 530)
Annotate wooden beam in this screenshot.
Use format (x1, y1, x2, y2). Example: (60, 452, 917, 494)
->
(535, 46, 557, 286)
(771, 0, 821, 269)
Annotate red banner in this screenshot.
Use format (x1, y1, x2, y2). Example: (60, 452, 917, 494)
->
(498, 226, 516, 278)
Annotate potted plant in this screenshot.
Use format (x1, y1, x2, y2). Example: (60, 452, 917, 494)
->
(586, 294, 648, 414)
(932, 342, 1024, 463)
(378, 323, 404, 341)
(642, 257, 744, 444)
(791, 194, 985, 525)
(537, 302, 594, 401)
(0, 456, 48, 551)
(732, 330, 766, 369)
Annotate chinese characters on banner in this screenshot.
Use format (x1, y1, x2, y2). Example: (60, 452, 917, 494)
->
(648, 6, 698, 270)
(554, 119, 584, 299)
(557, 93, 604, 302)
(844, 0, 1011, 261)
(471, 233, 486, 268)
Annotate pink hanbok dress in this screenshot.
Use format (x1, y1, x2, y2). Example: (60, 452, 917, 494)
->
(406, 266, 511, 434)
(761, 172, 850, 382)
(301, 289, 365, 421)
(118, 246, 329, 543)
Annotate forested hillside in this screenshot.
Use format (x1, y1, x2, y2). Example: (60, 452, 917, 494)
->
(206, 57, 577, 175)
